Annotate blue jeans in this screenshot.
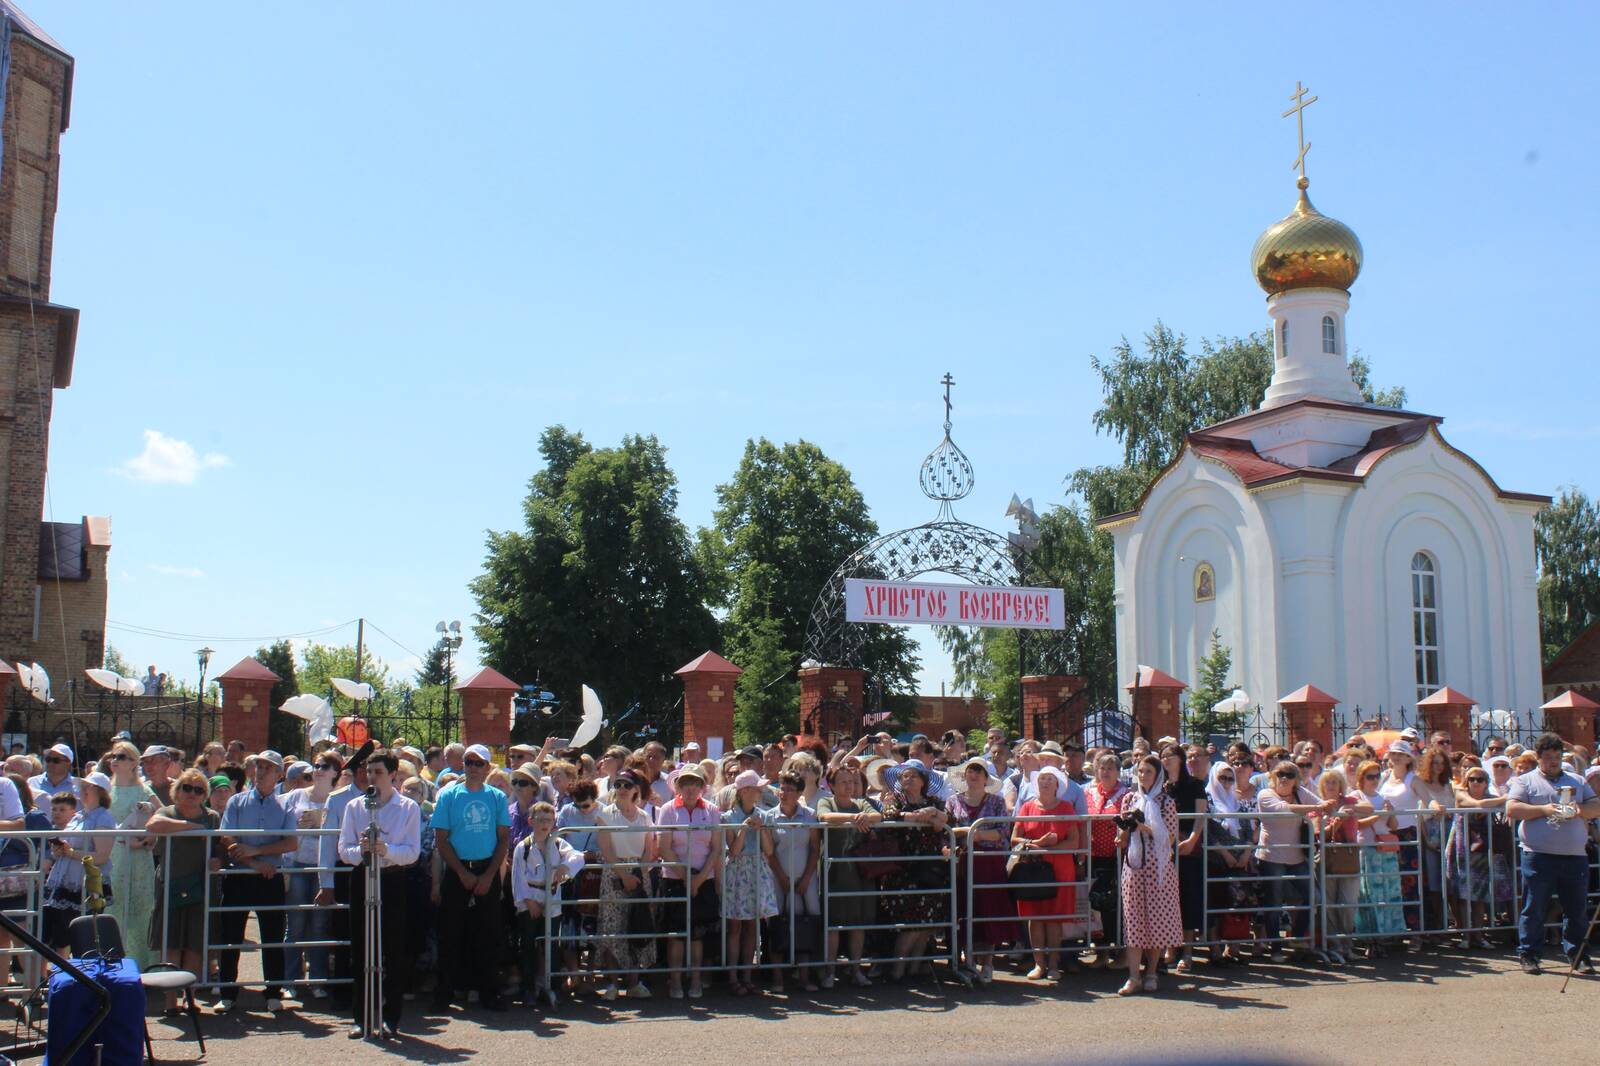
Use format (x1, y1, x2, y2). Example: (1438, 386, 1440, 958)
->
(1517, 851, 1590, 960)
(283, 864, 329, 987)
(1259, 860, 1311, 940)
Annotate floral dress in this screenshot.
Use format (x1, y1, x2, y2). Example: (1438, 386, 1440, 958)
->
(1356, 792, 1408, 936)
(946, 791, 1017, 945)
(721, 806, 778, 921)
(880, 796, 950, 925)
(1444, 808, 1514, 904)
(108, 781, 157, 967)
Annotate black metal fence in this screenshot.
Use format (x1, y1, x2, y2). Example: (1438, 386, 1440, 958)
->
(1, 686, 218, 761)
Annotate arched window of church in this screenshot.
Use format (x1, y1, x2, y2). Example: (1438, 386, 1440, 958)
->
(1322, 315, 1337, 354)
(1411, 551, 1440, 704)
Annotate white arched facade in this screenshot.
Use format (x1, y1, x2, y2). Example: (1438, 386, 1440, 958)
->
(1335, 431, 1543, 713)
(1112, 451, 1279, 709)
(1107, 425, 1544, 715)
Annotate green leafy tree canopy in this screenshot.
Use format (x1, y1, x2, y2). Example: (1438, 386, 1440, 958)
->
(471, 426, 719, 748)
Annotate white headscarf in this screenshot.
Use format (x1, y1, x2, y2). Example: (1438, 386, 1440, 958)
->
(1206, 761, 1242, 836)
(1034, 766, 1070, 807)
(1128, 762, 1173, 887)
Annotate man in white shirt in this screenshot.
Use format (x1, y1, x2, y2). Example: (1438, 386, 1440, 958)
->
(337, 749, 420, 1039)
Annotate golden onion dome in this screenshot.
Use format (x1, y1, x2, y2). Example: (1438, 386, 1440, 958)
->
(1251, 177, 1363, 295)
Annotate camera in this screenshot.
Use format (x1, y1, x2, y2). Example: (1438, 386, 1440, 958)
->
(1114, 810, 1145, 832)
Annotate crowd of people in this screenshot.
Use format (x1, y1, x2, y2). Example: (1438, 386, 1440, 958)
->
(0, 721, 1596, 1036)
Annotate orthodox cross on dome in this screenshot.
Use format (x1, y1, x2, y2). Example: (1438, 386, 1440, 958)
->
(919, 371, 975, 513)
(1283, 80, 1318, 184)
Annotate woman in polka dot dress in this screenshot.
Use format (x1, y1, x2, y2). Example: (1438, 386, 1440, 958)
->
(1116, 754, 1183, 995)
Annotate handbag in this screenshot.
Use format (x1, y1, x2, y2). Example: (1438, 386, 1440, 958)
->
(845, 831, 900, 880)
(623, 868, 656, 937)
(167, 872, 206, 910)
(1375, 833, 1400, 854)
(1005, 852, 1057, 902)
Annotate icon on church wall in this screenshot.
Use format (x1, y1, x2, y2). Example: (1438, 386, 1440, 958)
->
(1194, 563, 1215, 602)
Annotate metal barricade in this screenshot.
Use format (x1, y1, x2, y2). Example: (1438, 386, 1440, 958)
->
(963, 814, 1090, 977)
(540, 824, 690, 998)
(200, 827, 351, 995)
(540, 816, 961, 1000)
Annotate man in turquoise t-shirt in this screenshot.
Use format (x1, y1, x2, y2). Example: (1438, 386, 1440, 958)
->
(432, 744, 511, 1010)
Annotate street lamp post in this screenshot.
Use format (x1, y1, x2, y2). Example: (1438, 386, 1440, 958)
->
(195, 646, 214, 754)
(435, 621, 464, 738)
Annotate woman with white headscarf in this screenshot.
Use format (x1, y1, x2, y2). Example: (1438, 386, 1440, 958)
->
(1204, 760, 1256, 963)
(1115, 755, 1182, 995)
(1010, 765, 1080, 981)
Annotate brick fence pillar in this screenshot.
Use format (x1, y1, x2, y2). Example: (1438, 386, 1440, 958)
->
(456, 667, 519, 765)
(1127, 666, 1185, 745)
(675, 651, 742, 758)
(1417, 686, 1476, 751)
(798, 666, 863, 737)
(1280, 684, 1338, 751)
(1541, 690, 1599, 751)
(216, 657, 279, 756)
(1021, 675, 1086, 743)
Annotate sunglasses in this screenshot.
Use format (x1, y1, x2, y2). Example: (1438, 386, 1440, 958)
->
(464, 758, 488, 768)
(512, 779, 535, 788)
(109, 753, 131, 762)
(1295, 762, 1313, 769)
(1216, 774, 1235, 782)
(45, 756, 68, 765)
(177, 784, 206, 796)
(1275, 770, 1299, 780)
(1362, 773, 1380, 780)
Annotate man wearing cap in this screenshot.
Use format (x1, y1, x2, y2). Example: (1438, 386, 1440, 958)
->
(29, 744, 80, 810)
(432, 744, 511, 1011)
(140, 746, 175, 805)
(216, 750, 297, 1013)
(1506, 732, 1600, 975)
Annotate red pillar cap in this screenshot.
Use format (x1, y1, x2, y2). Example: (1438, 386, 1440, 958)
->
(1126, 665, 1186, 691)
(457, 666, 520, 692)
(1541, 690, 1600, 712)
(1417, 686, 1476, 707)
(216, 658, 281, 684)
(675, 651, 742, 677)
(1279, 684, 1340, 706)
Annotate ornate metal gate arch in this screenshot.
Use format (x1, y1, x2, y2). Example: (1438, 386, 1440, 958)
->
(802, 374, 1068, 680)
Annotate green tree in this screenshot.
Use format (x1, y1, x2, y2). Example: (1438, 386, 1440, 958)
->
(255, 639, 305, 756)
(415, 639, 456, 688)
(732, 616, 798, 745)
(939, 627, 1020, 735)
(102, 644, 133, 678)
(702, 438, 920, 739)
(298, 642, 392, 702)
(1349, 352, 1408, 409)
(471, 427, 719, 748)
(1536, 487, 1600, 661)
(1185, 630, 1244, 739)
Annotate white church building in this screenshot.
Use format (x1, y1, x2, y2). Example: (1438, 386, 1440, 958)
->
(1099, 171, 1548, 716)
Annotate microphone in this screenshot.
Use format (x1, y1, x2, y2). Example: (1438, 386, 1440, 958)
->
(364, 784, 379, 810)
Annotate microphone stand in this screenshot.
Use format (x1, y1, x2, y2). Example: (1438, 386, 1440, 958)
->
(362, 785, 385, 1039)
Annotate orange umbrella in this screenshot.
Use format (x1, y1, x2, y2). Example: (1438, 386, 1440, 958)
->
(1346, 729, 1405, 756)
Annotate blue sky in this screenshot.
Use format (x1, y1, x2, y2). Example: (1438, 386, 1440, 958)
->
(27, 2, 1599, 694)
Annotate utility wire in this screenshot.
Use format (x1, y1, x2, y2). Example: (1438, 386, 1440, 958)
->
(106, 618, 357, 645)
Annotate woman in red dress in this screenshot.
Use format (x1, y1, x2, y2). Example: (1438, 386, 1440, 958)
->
(1010, 766, 1080, 980)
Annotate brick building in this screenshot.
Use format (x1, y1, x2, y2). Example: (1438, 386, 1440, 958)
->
(0, 7, 105, 691)
(1544, 618, 1600, 704)
(906, 694, 991, 739)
